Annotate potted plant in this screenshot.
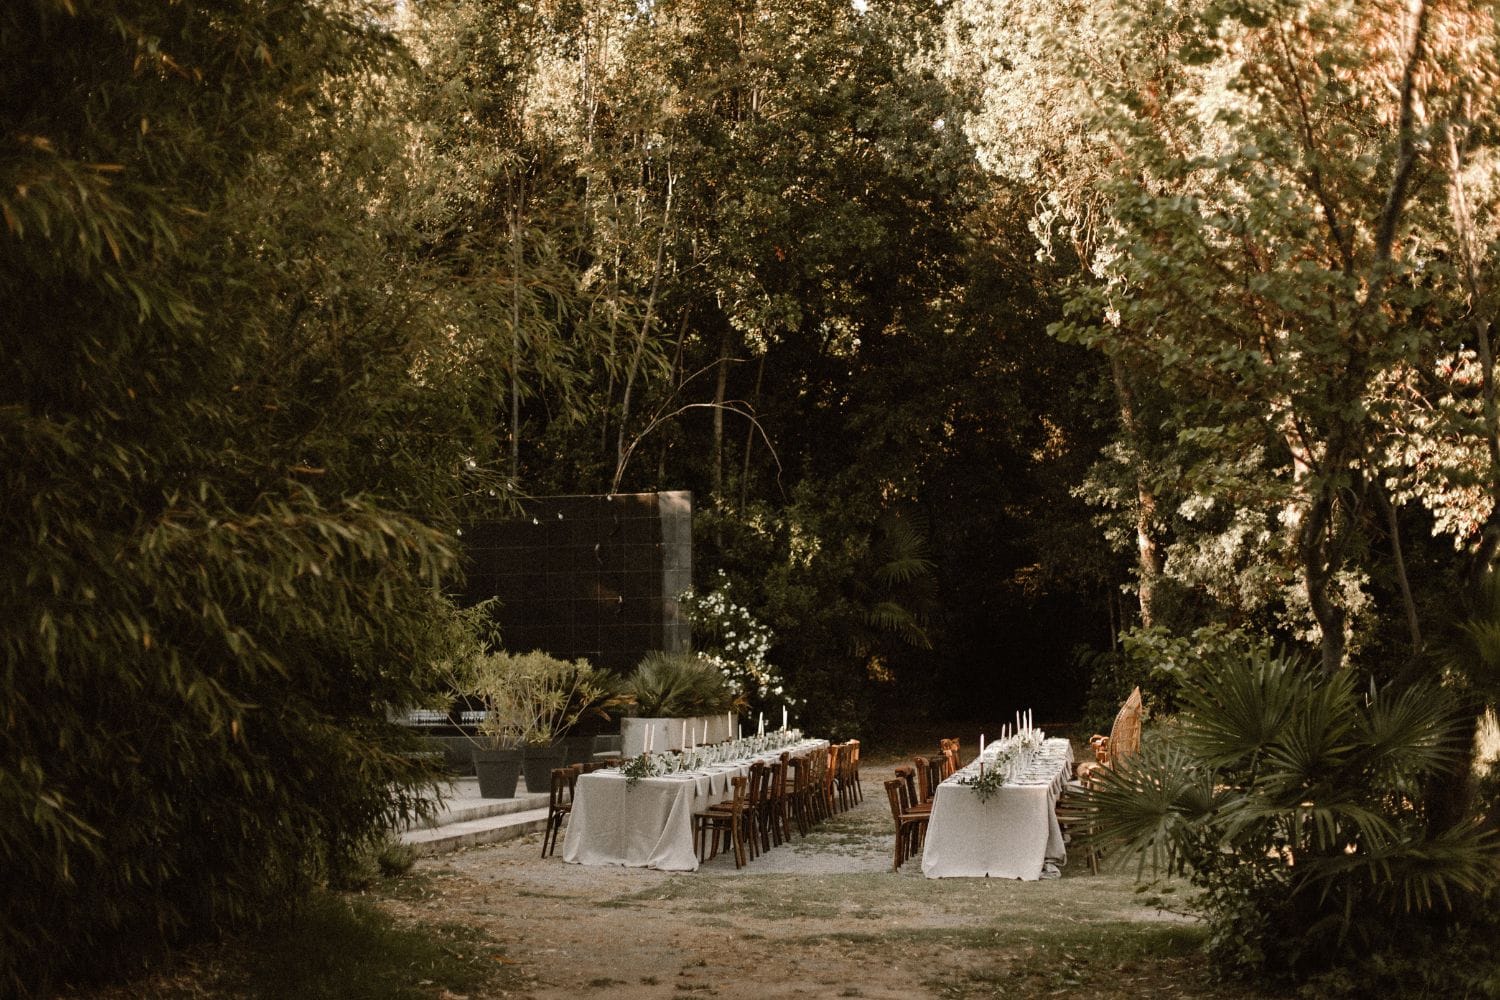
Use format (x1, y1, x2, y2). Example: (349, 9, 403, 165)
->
(620, 651, 742, 755)
(461, 649, 624, 794)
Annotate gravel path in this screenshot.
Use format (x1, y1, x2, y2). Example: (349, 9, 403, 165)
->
(378, 762, 1200, 1000)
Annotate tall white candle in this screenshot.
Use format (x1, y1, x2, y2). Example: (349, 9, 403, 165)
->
(980, 734, 985, 755)
(782, 705, 788, 731)
(758, 712, 764, 736)
(681, 720, 687, 748)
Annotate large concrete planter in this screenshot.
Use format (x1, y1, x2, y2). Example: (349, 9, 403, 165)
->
(621, 714, 738, 757)
(472, 748, 522, 798)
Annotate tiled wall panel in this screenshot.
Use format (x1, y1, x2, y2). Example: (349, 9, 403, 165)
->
(459, 491, 692, 673)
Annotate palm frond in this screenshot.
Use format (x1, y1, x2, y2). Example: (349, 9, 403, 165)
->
(1086, 742, 1218, 878)
(1259, 670, 1358, 789)
(1301, 819, 1500, 915)
(1358, 680, 1466, 786)
(1178, 650, 1314, 769)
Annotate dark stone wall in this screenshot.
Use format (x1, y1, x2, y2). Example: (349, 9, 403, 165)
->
(459, 491, 692, 673)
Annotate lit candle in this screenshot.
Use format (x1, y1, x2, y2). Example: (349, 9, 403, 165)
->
(782, 705, 788, 731)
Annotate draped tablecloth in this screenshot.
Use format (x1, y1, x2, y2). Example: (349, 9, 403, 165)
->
(920, 737, 1074, 880)
(561, 739, 828, 871)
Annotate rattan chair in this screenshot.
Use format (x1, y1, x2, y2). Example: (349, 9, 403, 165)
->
(1079, 687, 1144, 783)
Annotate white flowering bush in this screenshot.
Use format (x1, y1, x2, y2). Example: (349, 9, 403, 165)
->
(680, 571, 793, 709)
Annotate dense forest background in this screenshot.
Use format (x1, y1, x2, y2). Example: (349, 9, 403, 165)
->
(6, 0, 1500, 994)
(401, 0, 1122, 732)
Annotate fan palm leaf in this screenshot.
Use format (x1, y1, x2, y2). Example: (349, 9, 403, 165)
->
(1086, 742, 1219, 877)
(1177, 650, 1314, 770)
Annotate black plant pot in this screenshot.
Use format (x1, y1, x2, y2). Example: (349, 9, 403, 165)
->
(472, 748, 522, 798)
(521, 743, 566, 793)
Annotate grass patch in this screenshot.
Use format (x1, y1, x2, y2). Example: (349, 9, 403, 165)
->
(917, 922, 1277, 1000)
(229, 891, 510, 999)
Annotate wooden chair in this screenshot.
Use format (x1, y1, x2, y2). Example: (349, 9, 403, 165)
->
(786, 754, 813, 836)
(831, 743, 852, 813)
(767, 753, 793, 846)
(745, 760, 775, 858)
(884, 777, 929, 871)
(894, 765, 929, 815)
(694, 775, 749, 868)
(541, 765, 580, 858)
(913, 756, 944, 805)
(1054, 789, 1100, 875)
(828, 746, 840, 815)
(938, 738, 961, 779)
(846, 739, 863, 804)
(805, 747, 831, 825)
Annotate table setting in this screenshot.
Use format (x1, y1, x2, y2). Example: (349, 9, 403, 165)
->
(920, 711, 1074, 880)
(561, 727, 825, 871)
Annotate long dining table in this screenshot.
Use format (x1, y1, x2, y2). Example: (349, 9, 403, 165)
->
(561, 737, 829, 871)
(920, 736, 1074, 880)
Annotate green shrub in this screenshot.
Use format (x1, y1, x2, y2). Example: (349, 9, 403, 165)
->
(0, 2, 507, 994)
(1088, 650, 1500, 990)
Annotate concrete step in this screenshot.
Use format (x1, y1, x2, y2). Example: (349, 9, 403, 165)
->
(402, 805, 552, 856)
(399, 777, 555, 856)
(407, 777, 551, 830)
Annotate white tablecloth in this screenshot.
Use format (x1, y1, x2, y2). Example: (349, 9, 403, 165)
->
(561, 739, 828, 871)
(920, 737, 1074, 880)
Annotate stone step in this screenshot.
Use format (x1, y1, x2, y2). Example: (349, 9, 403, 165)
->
(397, 776, 558, 857)
(406, 777, 551, 830)
(401, 805, 552, 857)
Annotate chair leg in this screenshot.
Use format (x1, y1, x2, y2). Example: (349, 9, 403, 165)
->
(732, 815, 747, 868)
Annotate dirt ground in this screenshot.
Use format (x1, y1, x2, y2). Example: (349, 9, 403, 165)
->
(373, 756, 1256, 1000)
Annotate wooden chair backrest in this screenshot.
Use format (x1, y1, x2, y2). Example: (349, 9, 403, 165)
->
(549, 766, 579, 809)
(914, 756, 934, 802)
(894, 765, 918, 805)
(884, 778, 908, 825)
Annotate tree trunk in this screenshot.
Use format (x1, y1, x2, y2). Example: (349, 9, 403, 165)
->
(1297, 481, 1351, 675)
(1110, 354, 1164, 628)
(712, 324, 732, 501)
(738, 349, 766, 508)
